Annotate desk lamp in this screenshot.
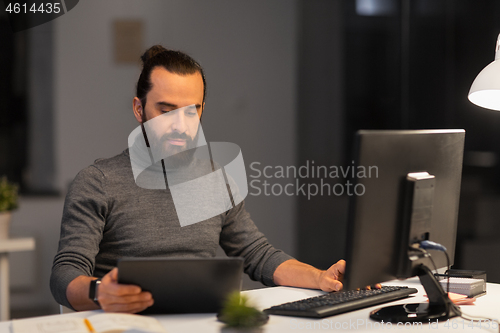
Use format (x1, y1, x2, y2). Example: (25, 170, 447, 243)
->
(468, 33, 500, 110)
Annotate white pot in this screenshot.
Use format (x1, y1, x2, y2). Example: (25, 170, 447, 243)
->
(0, 211, 12, 239)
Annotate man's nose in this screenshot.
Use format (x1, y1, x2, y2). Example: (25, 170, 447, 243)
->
(171, 110, 187, 133)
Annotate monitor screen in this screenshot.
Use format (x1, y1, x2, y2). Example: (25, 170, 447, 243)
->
(343, 129, 465, 291)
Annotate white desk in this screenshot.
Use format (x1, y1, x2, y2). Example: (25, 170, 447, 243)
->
(0, 238, 35, 322)
(1, 278, 499, 332)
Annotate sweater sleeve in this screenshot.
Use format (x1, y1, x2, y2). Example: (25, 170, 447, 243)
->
(50, 165, 108, 309)
(219, 199, 294, 287)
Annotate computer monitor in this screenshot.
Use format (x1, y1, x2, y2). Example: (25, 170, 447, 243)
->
(344, 129, 465, 322)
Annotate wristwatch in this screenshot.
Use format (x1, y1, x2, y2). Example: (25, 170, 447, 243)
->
(89, 278, 102, 305)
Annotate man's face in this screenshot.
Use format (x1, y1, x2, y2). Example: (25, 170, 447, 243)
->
(133, 67, 204, 163)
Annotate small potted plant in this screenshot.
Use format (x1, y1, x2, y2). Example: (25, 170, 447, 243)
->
(0, 176, 19, 239)
(218, 292, 269, 332)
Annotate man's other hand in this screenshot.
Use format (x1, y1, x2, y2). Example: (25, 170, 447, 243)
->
(97, 268, 154, 313)
(317, 259, 345, 292)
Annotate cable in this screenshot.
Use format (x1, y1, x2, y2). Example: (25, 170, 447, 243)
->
(444, 249, 450, 294)
(418, 241, 499, 332)
(420, 240, 447, 252)
(419, 240, 450, 294)
(411, 246, 439, 273)
(459, 312, 499, 333)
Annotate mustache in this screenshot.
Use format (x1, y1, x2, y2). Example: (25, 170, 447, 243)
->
(162, 132, 192, 142)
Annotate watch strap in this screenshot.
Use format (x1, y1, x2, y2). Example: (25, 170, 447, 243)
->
(89, 278, 102, 304)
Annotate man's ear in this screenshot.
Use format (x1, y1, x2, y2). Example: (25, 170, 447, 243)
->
(133, 97, 144, 123)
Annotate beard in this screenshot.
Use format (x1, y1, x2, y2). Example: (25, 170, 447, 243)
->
(160, 130, 200, 170)
(139, 108, 202, 170)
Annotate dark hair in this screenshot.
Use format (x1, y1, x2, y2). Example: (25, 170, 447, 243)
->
(136, 45, 207, 110)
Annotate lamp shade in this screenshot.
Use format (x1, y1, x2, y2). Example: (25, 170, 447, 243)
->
(468, 33, 500, 111)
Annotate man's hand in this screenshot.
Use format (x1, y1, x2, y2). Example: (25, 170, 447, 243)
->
(273, 259, 344, 291)
(97, 268, 154, 313)
(273, 259, 380, 292)
(66, 268, 154, 313)
(317, 259, 345, 292)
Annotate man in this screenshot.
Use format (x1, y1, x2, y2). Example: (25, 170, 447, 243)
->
(50, 45, 345, 313)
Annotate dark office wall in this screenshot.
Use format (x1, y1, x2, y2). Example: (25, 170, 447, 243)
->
(297, 0, 500, 280)
(453, 1, 500, 282)
(0, 11, 28, 188)
(296, 0, 346, 269)
(455, 2, 500, 157)
(4, 0, 299, 315)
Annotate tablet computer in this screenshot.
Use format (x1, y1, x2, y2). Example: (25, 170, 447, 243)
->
(117, 257, 244, 314)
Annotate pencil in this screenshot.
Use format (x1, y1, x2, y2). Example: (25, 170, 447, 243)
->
(84, 318, 96, 333)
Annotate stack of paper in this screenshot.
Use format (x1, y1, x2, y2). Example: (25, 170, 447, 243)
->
(439, 277, 486, 297)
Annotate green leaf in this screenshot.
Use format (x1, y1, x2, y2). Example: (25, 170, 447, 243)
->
(0, 176, 19, 212)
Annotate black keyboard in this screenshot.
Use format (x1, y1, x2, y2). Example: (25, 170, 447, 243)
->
(263, 286, 418, 318)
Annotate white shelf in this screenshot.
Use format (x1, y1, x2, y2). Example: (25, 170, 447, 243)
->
(0, 238, 35, 253)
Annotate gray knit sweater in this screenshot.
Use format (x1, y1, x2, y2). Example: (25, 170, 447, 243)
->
(50, 149, 293, 309)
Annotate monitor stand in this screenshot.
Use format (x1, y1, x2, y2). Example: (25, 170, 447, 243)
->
(370, 265, 462, 323)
